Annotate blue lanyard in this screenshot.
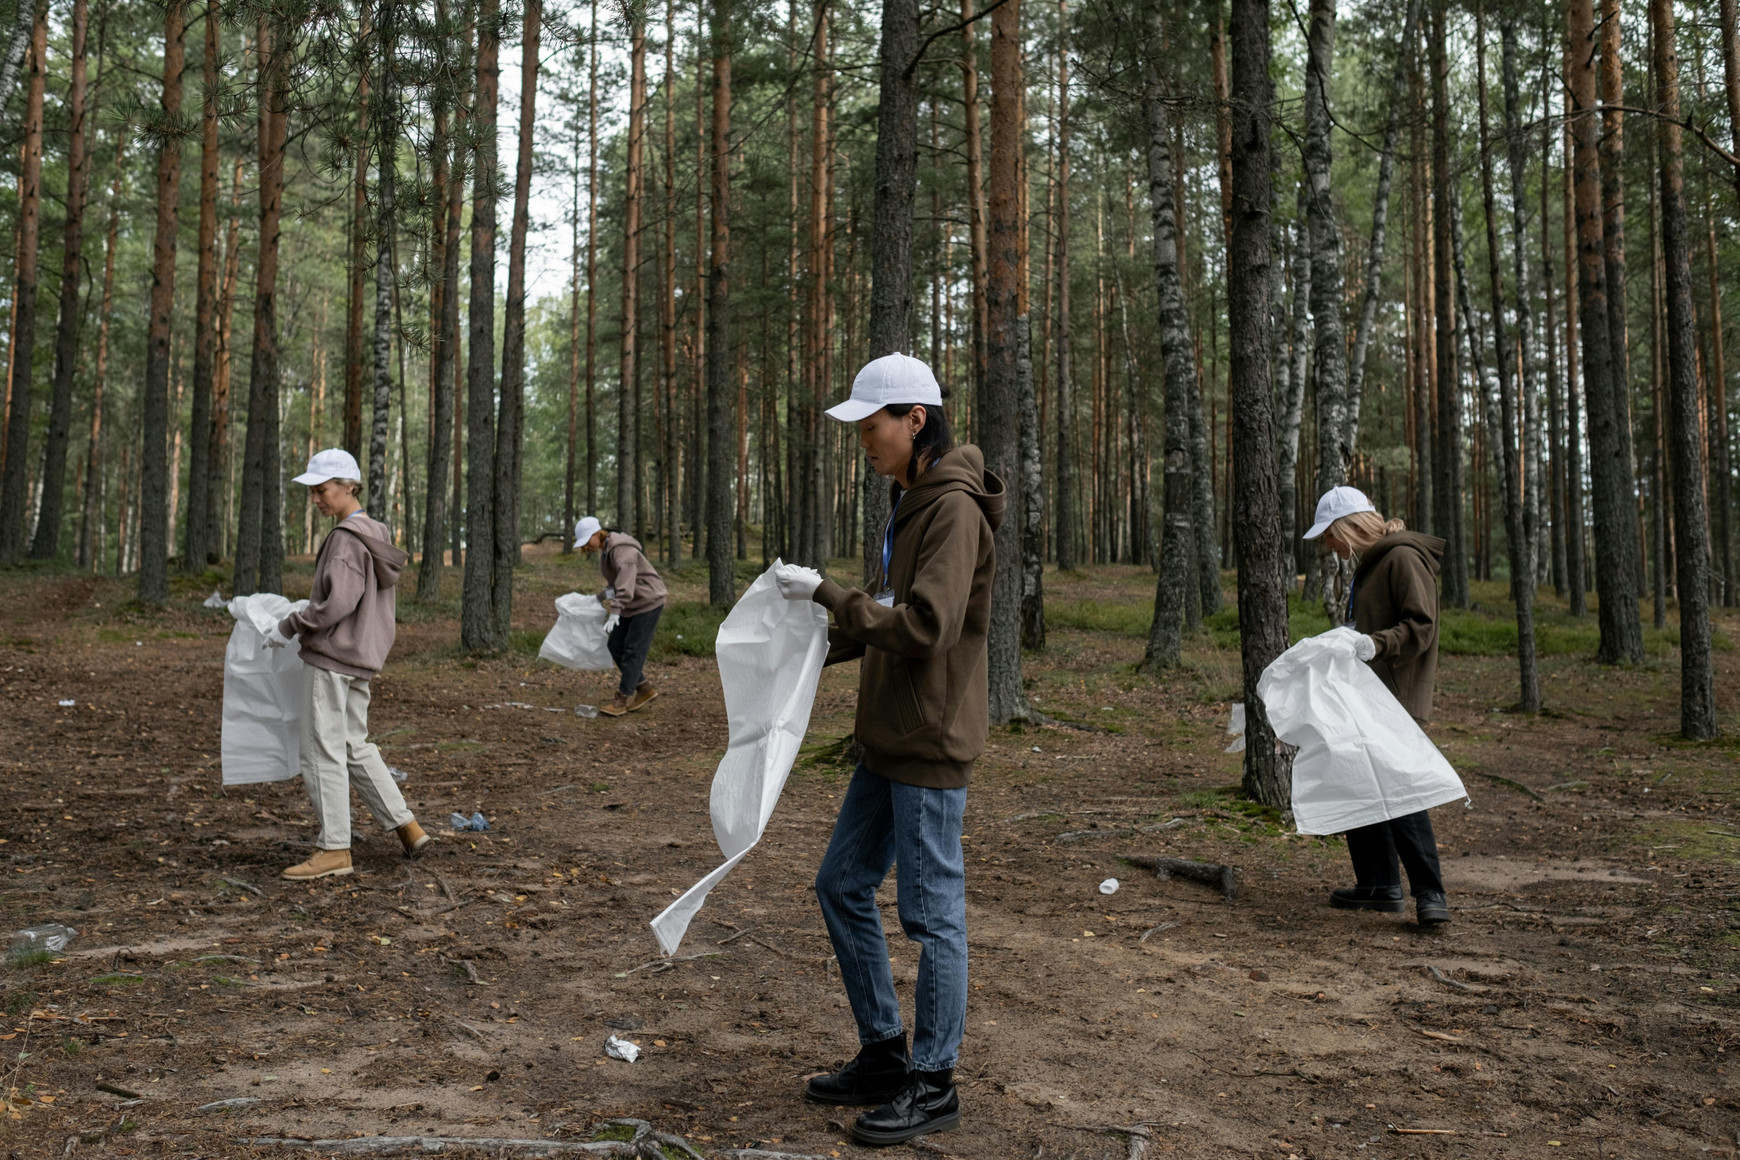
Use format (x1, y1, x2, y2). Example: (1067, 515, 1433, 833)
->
(882, 493, 902, 589)
(1346, 578, 1357, 623)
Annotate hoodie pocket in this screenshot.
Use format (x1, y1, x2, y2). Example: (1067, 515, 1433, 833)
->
(893, 661, 927, 736)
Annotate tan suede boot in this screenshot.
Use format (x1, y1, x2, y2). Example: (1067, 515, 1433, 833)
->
(627, 682, 659, 712)
(597, 693, 631, 717)
(397, 819, 432, 858)
(282, 849, 353, 880)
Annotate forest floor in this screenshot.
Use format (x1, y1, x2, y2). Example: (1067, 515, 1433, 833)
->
(1, 544, 1737, 1160)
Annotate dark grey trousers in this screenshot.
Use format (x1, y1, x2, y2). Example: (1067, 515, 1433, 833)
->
(607, 605, 663, 696)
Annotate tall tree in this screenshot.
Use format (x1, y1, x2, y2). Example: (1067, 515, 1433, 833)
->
(1596, 0, 1641, 596)
(1500, 19, 1543, 591)
(183, 2, 221, 569)
(0, 0, 34, 116)
(0, 4, 44, 564)
(462, 0, 502, 652)
(1302, 0, 1347, 497)
(1717, 0, 1740, 604)
(704, 0, 734, 607)
(30, 0, 90, 560)
(1475, 2, 1539, 713)
(367, 0, 398, 518)
(344, 23, 370, 459)
(233, 16, 287, 597)
(961, 0, 988, 404)
(983, 0, 1028, 723)
(1227, 0, 1290, 808)
(1138, 39, 1199, 672)
(862, 0, 917, 583)
(1429, 0, 1466, 608)
(136, 0, 186, 603)
(1649, 0, 1717, 738)
(1567, 0, 1644, 661)
(619, 7, 646, 531)
(584, 0, 599, 517)
(493, 0, 538, 638)
(1052, 0, 1075, 572)
(660, 0, 680, 565)
(80, 140, 124, 571)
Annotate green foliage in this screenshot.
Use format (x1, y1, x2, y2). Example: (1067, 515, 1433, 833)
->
(1046, 600, 1154, 635)
(9, 948, 54, 969)
(649, 601, 728, 660)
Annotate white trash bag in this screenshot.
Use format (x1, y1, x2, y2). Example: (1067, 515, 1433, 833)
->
(221, 593, 310, 786)
(650, 561, 829, 956)
(1257, 626, 1468, 836)
(539, 592, 619, 672)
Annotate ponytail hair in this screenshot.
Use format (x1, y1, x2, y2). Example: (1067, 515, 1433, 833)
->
(1328, 509, 1404, 555)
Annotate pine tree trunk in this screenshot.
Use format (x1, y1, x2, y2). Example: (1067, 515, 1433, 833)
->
(619, 14, 646, 531)
(1717, 0, 1740, 604)
(1567, 0, 1644, 661)
(30, 0, 89, 561)
(962, 0, 988, 409)
(661, 0, 681, 566)
(863, 0, 917, 581)
(233, 15, 287, 598)
(418, 6, 460, 600)
(797, 0, 828, 571)
(183, 4, 219, 569)
(1303, 0, 1347, 498)
(1540, 41, 1566, 598)
(1051, 0, 1075, 573)
(1139, 63, 1198, 672)
(1227, 0, 1291, 809)
(368, 0, 397, 518)
(344, 31, 369, 460)
(136, 0, 185, 603)
(1500, 20, 1544, 593)
(705, 0, 735, 608)
(984, 0, 1029, 724)
(1703, 184, 1732, 608)
(1429, 0, 1467, 608)
(1649, 0, 1718, 738)
(1475, 3, 1539, 713)
(493, 0, 538, 638)
(461, 0, 501, 652)
(79, 142, 122, 571)
(0, 7, 45, 564)
(214, 156, 243, 564)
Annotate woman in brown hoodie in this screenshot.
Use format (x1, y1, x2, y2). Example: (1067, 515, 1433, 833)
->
(773, 354, 1004, 1147)
(1304, 485, 1451, 926)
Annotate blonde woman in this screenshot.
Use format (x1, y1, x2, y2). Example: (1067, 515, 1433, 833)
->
(1302, 486, 1451, 926)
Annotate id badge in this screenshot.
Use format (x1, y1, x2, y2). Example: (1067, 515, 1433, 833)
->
(874, 588, 895, 608)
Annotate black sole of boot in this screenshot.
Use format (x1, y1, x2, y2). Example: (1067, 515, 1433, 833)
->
(1329, 897, 1406, 913)
(851, 1110, 961, 1147)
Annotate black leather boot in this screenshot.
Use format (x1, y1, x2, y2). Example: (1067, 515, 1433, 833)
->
(1328, 884, 1406, 912)
(804, 1033, 911, 1106)
(1415, 891, 1451, 925)
(852, 1068, 960, 1146)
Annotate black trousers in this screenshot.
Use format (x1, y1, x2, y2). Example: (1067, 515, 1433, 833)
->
(1345, 809, 1444, 896)
(607, 606, 663, 696)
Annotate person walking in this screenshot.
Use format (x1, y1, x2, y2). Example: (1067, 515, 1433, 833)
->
(574, 515, 667, 717)
(270, 449, 429, 880)
(1303, 485, 1451, 926)
(773, 353, 1004, 1147)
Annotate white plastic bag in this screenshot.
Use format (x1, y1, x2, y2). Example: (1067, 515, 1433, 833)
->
(650, 561, 829, 955)
(1258, 626, 1468, 836)
(221, 594, 309, 786)
(538, 592, 619, 671)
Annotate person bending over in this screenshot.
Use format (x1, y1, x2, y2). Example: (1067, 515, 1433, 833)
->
(271, 449, 429, 881)
(775, 353, 1004, 1146)
(575, 516, 667, 717)
(1304, 485, 1451, 927)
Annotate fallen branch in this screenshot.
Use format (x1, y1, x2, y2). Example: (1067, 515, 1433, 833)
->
(244, 1119, 705, 1158)
(1417, 1029, 1464, 1044)
(1476, 773, 1544, 803)
(95, 1082, 142, 1099)
(1426, 965, 1475, 993)
(1390, 1127, 1457, 1136)
(1706, 830, 1740, 840)
(1139, 922, 1177, 943)
(1124, 856, 1240, 900)
(1051, 1122, 1154, 1139)
(215, 876, 265, 897)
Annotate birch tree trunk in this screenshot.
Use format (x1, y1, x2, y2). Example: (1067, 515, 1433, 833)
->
(0, 0, 34, 117)
(462, 0, 502, 652)
(368, 0, 397, 517)
(1276, 193, 1309, 564)
(1139, 62, 1198, 672)
(1649, 0, 1718, 738)
(1567, 0, 1644, 662)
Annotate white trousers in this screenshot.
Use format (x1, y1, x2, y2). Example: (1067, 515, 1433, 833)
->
(299, 666, 412, 850)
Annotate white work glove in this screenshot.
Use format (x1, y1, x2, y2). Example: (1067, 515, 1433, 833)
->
(773, 564, 823, 601)
(1353, 634, 1378, 662)
(264, 621, 295, 650)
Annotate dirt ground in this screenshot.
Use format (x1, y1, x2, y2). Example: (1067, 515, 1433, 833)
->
(1, 546, 1737, 1160)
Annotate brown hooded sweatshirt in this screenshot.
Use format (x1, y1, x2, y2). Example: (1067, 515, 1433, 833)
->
(279, 513, 410, 680)
(1349, 530, 1446, 722)
(598, 532, 667, 616)
(812, 445, 1007, 789)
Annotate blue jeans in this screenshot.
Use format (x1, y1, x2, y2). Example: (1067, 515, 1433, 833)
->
(814, 763, 968, 1071)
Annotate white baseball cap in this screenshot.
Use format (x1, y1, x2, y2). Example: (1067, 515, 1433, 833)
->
(1302, 485, 1378, 540)
(574, 516, 602, 545)
(292, 447, 362, 486)
(825, 353, 944, 423)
